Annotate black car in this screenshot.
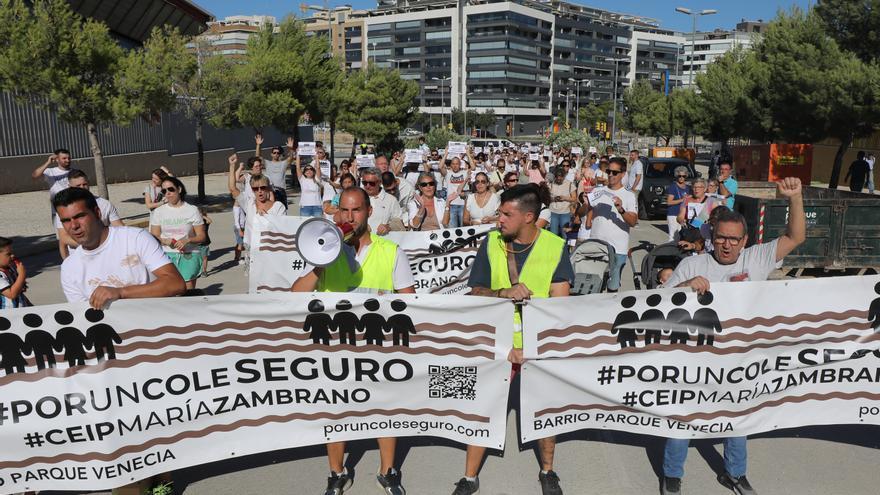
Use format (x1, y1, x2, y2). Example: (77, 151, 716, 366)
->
(638, 158, 700, 220)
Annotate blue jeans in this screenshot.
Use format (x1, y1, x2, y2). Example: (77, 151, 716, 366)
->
(549, 212, 569, 238)
(448, 204, 464, 228)
(299, 205, 323, 217)
(868, 173, 875, 194)
(608, 253, 627, 291)
(663, 436, 747, 478)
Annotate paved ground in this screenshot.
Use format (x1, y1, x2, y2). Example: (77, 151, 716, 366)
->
(12, 173, 880, 495)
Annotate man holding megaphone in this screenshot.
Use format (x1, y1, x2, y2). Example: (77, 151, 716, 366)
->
(291, 186, 415, 495)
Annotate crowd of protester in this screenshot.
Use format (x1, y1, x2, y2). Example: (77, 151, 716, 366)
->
(6, 136, 813, 495)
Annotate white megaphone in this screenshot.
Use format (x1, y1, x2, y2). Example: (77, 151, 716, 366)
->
(295, 217, 349, 267)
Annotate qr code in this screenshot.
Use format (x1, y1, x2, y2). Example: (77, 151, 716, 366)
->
(428, 365, 477, 400)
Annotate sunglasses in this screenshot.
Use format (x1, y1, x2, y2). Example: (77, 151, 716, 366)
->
(361, 180, 379, 186)
(161, 186, 177, 193)
(607, 169, 623, 176)
(419, 182, 437, 187)
(676, 175, 688, 179)
(251, 185, 271, 192)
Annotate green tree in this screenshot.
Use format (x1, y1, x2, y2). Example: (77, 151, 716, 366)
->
(621, 80, 663, 136)
(337, 66, 419, 153)
(577, 101, 613, 130)
(752, 9, 880, 187)
(0, 0, 189, 198)
(545, 128, 598, 151)
(408, 127, 467, 150)
(815, 0, 880, 64)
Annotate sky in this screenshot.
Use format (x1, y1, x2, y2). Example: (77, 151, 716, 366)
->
(197, 0, 813, 33)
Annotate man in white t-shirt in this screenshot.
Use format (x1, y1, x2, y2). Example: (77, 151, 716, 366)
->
(660, 178, 805, 495)
(625, 149, 644, 193)
(54, 169, 124, 259)
(54, 187, 185, 309)
(32, 148, 73, 216)
(360, 168, 405, 235)
(585, 156, 638, 292)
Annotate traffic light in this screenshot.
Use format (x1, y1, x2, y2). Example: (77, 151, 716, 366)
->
(519, 122, 524, 133)
(595, 121, 601, 131)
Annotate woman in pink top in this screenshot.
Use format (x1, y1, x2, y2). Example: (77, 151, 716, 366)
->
(526, 154, 547, 184)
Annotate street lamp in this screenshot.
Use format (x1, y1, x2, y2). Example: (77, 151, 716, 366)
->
(569, 78, 590, 131)
(510, 96, 520, 139)
(370, 42, 376, 65)
(603, 57, 628, 146)
(675, 7, 717, 88)
(431, 76, 451, 127)
(463, 91, 474, 136)
(557, 91, 571, 127)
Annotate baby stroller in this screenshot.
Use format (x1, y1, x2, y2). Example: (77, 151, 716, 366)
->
(570, 239, 616, 295)
(628, 241, 689, 290)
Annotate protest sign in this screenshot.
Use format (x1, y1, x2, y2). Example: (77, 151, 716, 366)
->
(249, 216, 493, 295)
(404, 149, 423, 163)
(571, 147, 583, 156)
(447, 142, 467, 156)
(0, 294, 512, 493)
(519, 277, 880, 442)
(586, 188, 616, 206)
(298, 142, 316, 156)
(529, 153, 540, 162)
(318, 159, 331, 178)
(356, 154, 375, 169)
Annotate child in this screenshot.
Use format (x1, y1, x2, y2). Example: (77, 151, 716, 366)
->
(198, 207, 212, 277)
(0, 237, 32, 308)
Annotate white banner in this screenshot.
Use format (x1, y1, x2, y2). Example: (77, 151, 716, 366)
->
(0, 293, 513, 493)
(447, 141, 467, 156)
(248, 216, 493, 295)
(297, 141, 316, 156)
(520, 277, 880, 442)
(404, 149, 423, 163)
(356, 154, 375, 169)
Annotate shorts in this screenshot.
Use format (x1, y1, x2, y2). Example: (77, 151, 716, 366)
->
(166, 252, 204, 282)
(199, 245, 210, 258)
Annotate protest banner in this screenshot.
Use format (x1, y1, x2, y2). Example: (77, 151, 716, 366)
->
(520, 277, 880, 442)
(0, 293, 513, 493)
(248, 216, 493, 295)
(318, 159, 331, 178)
(404, 149, 423, 163)
(529, 153, 540, 162)
(571, 147, 583, 156)
(356, 154, 375, 169)
(297, 142, 316, 156)
(447, 142, 467, 156)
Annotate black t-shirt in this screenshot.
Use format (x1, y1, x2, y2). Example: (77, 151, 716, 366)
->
(849, 159, 870, 183)
(468, 235, 574, 289)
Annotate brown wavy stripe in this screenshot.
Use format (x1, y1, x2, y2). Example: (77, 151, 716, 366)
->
(428, 265, 474, 294)
(720, 309, 867, 328)
(534, 391, 880, 422)
(539, 323, 613, 339)
(259, 246, 298, 252)
(0, 407, 491, 469)
(260, 231, 297, 240)
(0, 342, 493, 387)
(539, 333, 879, 357)
(259, 238, 297, 246)
(719, 321, 873, 343)
(257, 286, 293, 292)
(116, 330, 492, 355)
(540, 322, 873, 351)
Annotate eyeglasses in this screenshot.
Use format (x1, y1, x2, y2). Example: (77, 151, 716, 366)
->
(251, 185, 271, 192)
(714, 235, 744, 246)
(607, 169, 623, 176)
(419, 182, 436, 187)
(161, 187, 177, 193)
(361, 180, 379, 186)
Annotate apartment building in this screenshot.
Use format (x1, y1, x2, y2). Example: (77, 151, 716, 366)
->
(680, 20, 767, 88)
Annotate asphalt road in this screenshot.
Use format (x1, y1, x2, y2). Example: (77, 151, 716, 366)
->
(14, 175, 880, 495)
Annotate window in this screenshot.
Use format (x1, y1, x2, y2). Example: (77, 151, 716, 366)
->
(509, 56, 536, 67)
(508, 71, 536, 81)
(369, 35, 391, 44)
(469, 99, 505, 107)
(368, 23, 390, 32)
(470, 56, 506, 65)
(369, 48, 391, 57)
(616, 36, 630, 44)
(509, 41, 536, 53)
(400, 46, 421, 55)
(396, 32, 420, 43)
(401, 73, 421, 80)
(469, 70, 506, 78)
(395, 20, 420, 29)
(555, 38, 574, 48)
(426, 44, 452, 54)
(426, 30, 452, 40)
(655, 40, 680, 49)
(470, 41, 506, 51)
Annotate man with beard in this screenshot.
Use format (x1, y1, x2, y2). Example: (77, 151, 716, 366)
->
(291, 186, 415, 495)
(450, 184, 573, 495)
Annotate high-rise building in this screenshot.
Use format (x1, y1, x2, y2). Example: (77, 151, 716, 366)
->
(679, 19, 767, 89)
(302, 7, 371, 71)
(200, 15, 277, 58)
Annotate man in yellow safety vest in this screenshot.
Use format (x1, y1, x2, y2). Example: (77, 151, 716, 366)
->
(450, 184, 573, 495)
(292, 186, 415, 495)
